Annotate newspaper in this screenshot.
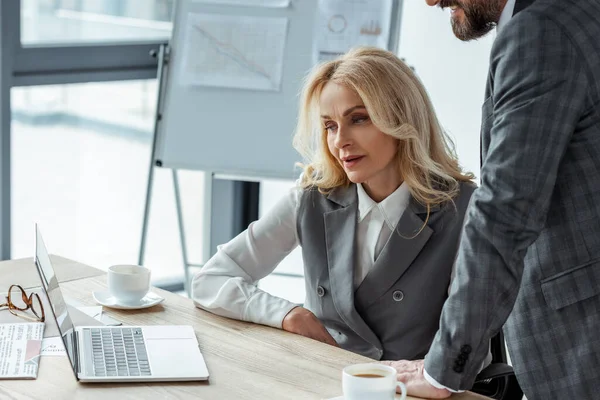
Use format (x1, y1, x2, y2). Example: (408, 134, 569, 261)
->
(0, 322, 44, 379)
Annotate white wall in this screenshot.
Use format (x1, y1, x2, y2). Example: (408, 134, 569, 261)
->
(397, 1, 496, 179)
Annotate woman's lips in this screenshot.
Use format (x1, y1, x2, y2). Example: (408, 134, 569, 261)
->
(342, 156, 364, 169)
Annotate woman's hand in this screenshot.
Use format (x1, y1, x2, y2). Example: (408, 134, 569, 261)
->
(282, 306, 339, 347)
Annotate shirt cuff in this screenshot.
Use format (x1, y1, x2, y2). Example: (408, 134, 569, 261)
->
(244, 291, 298, 329)
(424, 368, 465, 393)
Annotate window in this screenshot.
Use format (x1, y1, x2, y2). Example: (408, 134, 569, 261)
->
(257, 179, 305, 304)
(11, 80, 204, 284)
(21, 0, 173, 45)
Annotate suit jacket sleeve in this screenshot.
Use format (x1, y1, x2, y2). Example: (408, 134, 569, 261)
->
(424, 10, 591, 390)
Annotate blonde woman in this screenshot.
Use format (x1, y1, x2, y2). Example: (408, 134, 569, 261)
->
(192, 47, 475, 361)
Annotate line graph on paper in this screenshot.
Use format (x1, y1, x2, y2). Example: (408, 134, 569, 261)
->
(179, 13, 288, 91)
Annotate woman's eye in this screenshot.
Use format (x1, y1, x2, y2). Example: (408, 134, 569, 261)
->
(352, 115, 368, 124)
(325, 124, 337, 133)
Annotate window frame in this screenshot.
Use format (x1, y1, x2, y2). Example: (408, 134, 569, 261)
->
(0, 0, 168, 259)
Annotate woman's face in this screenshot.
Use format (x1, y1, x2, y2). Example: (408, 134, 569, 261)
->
(321, 82, 401, 197)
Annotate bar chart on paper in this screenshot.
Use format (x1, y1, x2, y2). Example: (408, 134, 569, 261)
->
(179, 13, 289, 91)
(314, 0, 393, 63)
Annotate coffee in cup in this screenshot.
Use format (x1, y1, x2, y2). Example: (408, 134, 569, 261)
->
(353, 373, 387, 378)
(107, 264, 150, 305)
(342, 363, 407, 400)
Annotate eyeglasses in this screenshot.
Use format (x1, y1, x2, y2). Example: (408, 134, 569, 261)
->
(0, 284, 45, 323)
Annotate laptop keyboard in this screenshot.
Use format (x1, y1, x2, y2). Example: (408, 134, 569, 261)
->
(90, 327, 152, 377)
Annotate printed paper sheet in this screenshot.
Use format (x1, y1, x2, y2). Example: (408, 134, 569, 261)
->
(314, 0, 393, 63)
(179, 13, 289, 91)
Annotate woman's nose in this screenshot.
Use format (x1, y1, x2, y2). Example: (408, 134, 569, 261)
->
(334, 128, 351, 149)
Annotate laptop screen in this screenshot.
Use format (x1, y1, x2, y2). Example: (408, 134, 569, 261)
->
(34, 225, 78, 378)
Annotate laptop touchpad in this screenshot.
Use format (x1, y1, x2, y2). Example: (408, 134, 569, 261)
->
(143, 325, 196, 340)
(145, 338, 207, 378)
(143, 326, 208, 378)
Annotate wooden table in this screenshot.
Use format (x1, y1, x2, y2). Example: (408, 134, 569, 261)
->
(0, 256, 490, 400)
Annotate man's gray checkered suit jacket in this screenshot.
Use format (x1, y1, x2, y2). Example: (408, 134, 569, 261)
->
(424, 0, 600, 398)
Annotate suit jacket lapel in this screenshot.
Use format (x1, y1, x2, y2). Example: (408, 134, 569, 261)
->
(354, 197, 434, 311)
(514, 0, 536, 15)
(325, 185, 382, 350)
(481, 71, 494, 166)
(482, 0, 535, 165)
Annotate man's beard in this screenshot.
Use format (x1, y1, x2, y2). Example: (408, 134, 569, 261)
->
(440, 0, 504, 41)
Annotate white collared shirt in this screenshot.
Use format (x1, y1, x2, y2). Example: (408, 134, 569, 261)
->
(191, 182, 411, 328)
(497, 0, 517, 32)
(355, 182, 411, 287)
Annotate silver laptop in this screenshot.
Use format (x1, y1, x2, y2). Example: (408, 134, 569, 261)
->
(34, 225, 209, 382)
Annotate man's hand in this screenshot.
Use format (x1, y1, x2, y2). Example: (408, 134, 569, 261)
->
(381, 359, 452, 399)
(282, 306, 339, 347)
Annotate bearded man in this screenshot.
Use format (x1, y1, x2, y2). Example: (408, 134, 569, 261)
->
(384, 1, 600, 399)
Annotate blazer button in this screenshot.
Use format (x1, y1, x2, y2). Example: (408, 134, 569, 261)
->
(453, 365, 464, 373)
(392, 290, 404, 302)
(461, 345, 472, 354)
(317, 286, 326, 297)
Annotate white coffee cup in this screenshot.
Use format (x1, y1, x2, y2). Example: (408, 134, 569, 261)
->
(107, 264, 150, 305)
(342, 363, 407, 400)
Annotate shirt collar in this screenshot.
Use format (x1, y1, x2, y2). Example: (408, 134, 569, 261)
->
(497, 0, 517, 32)
(356, 182, 411, 229)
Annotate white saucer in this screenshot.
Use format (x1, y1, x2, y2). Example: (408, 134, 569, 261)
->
(92, 291, 165, 310)
(326, 396, 404, 400)
(325, 393, 400, 400)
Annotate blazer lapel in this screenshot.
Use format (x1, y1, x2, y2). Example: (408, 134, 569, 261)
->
(325, 186, 382, 350)
(482, 0, 535, 165)
(514, 0, 536, 15)
(354, 197, 435, 311)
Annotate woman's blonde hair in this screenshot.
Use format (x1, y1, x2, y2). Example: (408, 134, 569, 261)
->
(293, 47, 474, 207)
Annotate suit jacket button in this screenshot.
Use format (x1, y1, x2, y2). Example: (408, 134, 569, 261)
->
(461, 345, 472, 354)
(392, 290, 404, 302)
(317, 286, 326, 297)
(453, 365, 464, 373)
(455, 358, 466, 367)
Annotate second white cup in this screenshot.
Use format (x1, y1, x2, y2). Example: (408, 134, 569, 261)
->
(342, 363, 407, 400)
(107, 264, 150, 305)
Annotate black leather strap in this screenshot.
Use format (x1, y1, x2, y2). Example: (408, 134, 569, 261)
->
(475, 363, 515, 383)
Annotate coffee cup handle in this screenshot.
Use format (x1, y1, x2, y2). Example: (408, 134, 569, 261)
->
(396, 380, 407, 400)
